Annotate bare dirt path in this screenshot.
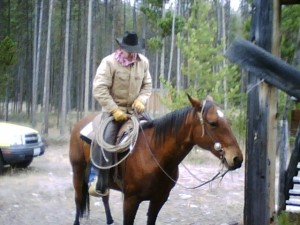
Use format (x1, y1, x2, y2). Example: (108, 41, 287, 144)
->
(0, 142, 244, 225)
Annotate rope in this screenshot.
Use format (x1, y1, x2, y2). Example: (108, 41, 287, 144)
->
(91, 115, 140, 170)
(95, 115, 139, 153)
(138, 117, 229, 190)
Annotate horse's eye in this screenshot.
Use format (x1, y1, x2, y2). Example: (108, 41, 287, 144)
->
(209, 122, 218, 128)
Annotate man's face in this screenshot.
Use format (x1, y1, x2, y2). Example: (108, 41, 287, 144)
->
(121, 49, 137, 60)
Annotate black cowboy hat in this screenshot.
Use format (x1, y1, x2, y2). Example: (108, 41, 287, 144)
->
(116, 31, 143, 53)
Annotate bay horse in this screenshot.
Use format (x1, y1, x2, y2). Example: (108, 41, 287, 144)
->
(69, 94, 243, 225)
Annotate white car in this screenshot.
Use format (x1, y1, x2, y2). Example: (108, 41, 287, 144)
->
(0, 122, 45, 174)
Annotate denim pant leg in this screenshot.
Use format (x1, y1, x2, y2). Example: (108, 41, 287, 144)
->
(96, 113, 122, 191)
(89, 165, 97, 183)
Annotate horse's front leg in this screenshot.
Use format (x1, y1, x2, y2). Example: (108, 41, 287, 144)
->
(146, 194, 170, 225)
(123, 195, 141, 225)
(102, 194, 114, 224)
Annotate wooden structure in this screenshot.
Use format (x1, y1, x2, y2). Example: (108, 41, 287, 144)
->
(226, 0, 300, 224)
(291, 109, 300, 135)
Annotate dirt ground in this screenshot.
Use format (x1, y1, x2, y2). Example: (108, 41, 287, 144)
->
(0, 139, 244, 225)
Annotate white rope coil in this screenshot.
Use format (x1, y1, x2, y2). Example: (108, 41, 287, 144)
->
(91, 115, 140, 169)
(95, 115, 139, 153)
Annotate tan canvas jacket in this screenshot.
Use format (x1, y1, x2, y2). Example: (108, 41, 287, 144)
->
(93, 53, 152, 114)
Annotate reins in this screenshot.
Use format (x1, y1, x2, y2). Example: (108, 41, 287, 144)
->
(136, 110, 229, 190)
(91, 104, 228, 188)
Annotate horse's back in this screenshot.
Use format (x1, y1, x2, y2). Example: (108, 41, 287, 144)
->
(69, 114, 97, 166)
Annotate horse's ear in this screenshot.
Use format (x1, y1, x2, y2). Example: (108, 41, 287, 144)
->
(187, 93, 201, 108)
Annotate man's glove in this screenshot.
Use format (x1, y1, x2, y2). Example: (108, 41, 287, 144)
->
(112, 108, 129, 121)
(132, 99, 145, 113)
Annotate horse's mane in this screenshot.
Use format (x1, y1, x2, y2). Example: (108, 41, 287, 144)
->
(141, 106, 193, 145)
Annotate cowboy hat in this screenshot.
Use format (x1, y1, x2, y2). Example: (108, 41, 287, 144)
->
(116, 31, 143, 53)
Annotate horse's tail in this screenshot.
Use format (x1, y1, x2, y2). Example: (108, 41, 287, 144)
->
(80, 177, 90, 218)
(80, 162, 91, 218)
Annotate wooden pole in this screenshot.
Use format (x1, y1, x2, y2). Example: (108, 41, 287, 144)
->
(244, 0, 277, 224)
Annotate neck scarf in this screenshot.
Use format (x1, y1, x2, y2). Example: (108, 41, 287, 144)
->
(115, 49, 138, 67)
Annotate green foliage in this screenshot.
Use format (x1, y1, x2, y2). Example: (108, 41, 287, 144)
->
(276, 5, 300, 132)
(0, 36, 16, 98)
(159, 78, 190, 110)
(160, 0, 245, 137)
(174, 0, 242, 106)
(147, 37, 163, 51)
(158, 12, 185, 38)
(142, 0, 184, 39)
(277, 211, 299, 225)
(281, 5, 300, 63)
(140, 7, 161, 23)
(0, 36, 16, 67)
(242, 16, 251, 40)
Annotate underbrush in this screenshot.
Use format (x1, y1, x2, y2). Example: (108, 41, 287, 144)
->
(278, 211, 300, 225)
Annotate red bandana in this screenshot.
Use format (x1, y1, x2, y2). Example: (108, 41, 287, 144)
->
(114, 49, 138, 67)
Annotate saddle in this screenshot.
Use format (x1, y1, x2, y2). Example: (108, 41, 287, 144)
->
(80, 113, 133, 144)
(80, 112, 152, 168)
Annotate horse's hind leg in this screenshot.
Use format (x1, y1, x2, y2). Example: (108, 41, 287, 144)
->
(70, 137, 90, 225)
(72, 162, 89, 225)
(102, 195, 114, 224)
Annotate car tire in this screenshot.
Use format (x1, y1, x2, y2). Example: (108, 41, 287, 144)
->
(12, 158, 33, 169)
(0, 152, 4, 175)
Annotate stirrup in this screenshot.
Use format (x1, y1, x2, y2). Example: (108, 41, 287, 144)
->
(88, 178, 109, 197)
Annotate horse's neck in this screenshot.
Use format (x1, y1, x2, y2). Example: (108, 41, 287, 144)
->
(155, 124, 195, 169)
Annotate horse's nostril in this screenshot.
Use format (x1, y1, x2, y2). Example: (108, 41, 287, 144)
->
(233, 156, 242, 168)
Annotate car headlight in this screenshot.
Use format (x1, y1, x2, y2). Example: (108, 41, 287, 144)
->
(10, 134, 24, 146)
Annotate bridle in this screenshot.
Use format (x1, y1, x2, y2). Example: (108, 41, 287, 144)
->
(197, 100, 225, 161)
(136, 102, 229, 189)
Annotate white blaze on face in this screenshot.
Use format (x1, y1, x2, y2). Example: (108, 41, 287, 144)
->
(217, 109, 224, 118)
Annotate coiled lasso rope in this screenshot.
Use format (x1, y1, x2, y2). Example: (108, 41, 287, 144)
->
(91, 114, 140, 169)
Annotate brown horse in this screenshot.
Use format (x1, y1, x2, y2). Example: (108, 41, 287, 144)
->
(69, 95, 243, 225)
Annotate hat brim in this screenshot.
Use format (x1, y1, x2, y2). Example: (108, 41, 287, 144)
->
(116, 38, 142, 53)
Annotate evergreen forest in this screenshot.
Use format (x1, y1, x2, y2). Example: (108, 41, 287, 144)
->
(0, 0, 299, 137)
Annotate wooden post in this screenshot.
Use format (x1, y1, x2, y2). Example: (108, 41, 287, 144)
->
(244, 0, 277, 224)
(274, 0, 287, 213)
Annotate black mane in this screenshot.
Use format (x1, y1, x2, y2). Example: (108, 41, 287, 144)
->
(141, 106, 193, 145)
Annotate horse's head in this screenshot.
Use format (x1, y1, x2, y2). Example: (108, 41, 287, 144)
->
(187, 94, 243, 170)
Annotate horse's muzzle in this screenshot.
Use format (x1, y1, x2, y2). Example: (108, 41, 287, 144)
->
(229, 156, 243, 170)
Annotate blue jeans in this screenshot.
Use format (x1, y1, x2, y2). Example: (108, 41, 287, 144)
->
(89, 165, 97, 183)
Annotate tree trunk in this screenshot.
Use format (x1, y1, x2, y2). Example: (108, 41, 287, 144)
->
(42, 0, 54, 135)
(84, 0, 93, 115)
(159, 1, 165, 89)
(176, 0, 181, 92)
(221, 0, 227, 110)
(60, 0, 71, 135)
(167, 0, 176, 83)
(32, 0, 44, 127)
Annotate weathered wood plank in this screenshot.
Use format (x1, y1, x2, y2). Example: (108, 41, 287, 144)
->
(285, 127, 300, 209)
(226, 37, 300, 100)
(242, 1, 277, 225)
(293, 176, 300, 184)
(286, 199, 300, 207)
(289, 189, 300, 196)
(281, 0, 300, 5)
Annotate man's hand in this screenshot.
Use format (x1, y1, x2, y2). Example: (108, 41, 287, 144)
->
(132, 99, 145, 113)
(112, 108, 129, 121)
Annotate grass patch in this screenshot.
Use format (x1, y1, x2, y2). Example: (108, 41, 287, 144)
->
(278, 211, 300, 225)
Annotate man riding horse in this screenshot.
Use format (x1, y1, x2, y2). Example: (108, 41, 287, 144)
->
(88, 31, 152, 196)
